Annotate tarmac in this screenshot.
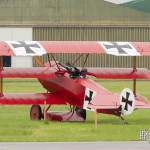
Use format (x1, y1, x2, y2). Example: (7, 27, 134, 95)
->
(0, 141, 150, 150)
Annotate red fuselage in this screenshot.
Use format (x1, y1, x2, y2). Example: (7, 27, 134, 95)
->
(38, 73, 85, 107)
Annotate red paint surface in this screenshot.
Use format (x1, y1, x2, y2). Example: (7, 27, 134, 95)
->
(0, 67, 150, 79)
(0, 41, 150, 115)
(0, 41, 150, 55)
(0, 65, 150, 112)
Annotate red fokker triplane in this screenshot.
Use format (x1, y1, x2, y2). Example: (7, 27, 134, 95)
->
(0, 41, 150, 126)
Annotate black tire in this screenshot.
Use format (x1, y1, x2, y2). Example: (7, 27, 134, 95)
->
(30, 105, 42, 120)
(75, 107, 86, 120)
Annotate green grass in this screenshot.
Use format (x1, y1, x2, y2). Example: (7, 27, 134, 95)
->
(0, 78, 150, 141)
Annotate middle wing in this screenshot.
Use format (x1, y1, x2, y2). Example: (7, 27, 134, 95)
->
(1, 67, 150, 80)
(0, 67, 56, 78)
(87, 68, 150, 79)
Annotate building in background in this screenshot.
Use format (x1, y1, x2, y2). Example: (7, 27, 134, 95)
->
(0, 0, 150, 68)
(0, 28, 32, 67)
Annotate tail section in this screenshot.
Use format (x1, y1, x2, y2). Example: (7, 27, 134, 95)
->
(120, 88, 135, 116)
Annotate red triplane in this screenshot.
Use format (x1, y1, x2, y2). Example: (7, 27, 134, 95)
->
(0, 41, 150, 125)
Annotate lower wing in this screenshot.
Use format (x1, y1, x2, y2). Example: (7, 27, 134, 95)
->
(0, 93, 67, 105)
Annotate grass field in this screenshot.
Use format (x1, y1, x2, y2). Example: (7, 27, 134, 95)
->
(0, 78, 150, 141)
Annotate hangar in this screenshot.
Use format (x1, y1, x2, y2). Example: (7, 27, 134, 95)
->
(0, 0, 150, 68)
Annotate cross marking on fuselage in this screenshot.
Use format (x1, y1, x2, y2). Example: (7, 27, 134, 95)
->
(85, 90, 93, 103)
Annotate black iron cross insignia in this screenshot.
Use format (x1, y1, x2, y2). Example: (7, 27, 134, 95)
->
(85, 90, 93, 104)
(11, 41, 40, 54)
(103, 42, 133, 54)
(121, 92, 133, 111)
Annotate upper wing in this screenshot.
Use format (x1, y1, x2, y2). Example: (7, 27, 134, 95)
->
(1, 41, 150, 56)
(0, 41, 105, 56)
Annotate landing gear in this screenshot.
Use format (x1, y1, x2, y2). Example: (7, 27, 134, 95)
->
(30, 105, 42, 120)
(30, 104, 86, 122)
(75, 107, 86, 120)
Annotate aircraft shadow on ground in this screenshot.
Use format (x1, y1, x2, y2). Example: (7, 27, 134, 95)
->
(85, 117, 150, 125)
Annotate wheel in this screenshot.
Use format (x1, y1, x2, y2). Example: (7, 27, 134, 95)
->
(75, 107, 86, 120)
(30, 105, 42, 120)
